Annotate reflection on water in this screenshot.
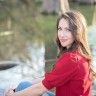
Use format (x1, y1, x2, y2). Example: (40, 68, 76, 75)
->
(0, 42, 45, 91)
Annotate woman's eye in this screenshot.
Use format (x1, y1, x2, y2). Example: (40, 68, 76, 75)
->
(66, 28, 71, 32)
(58, 27, 62, 31)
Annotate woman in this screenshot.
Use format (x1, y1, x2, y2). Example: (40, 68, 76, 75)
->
(5, 10, 94, 96)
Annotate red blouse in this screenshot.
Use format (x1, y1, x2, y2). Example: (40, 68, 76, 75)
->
(42, 51, 92, 96)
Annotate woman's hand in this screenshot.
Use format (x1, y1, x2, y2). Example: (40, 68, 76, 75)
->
(4, 89, 14, 96)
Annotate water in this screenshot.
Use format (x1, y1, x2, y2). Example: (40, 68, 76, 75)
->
(91, 45, 96, 96)
(0, 89, 4, 96)
(0, 42, 45, 96)
(0, 45, 96, 96)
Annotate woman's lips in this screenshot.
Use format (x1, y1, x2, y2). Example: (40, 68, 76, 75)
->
(60, 39, 68, 42)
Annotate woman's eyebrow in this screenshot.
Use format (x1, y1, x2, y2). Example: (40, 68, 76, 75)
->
(58, 26, 61, 28)
(64, 27, 69, 29)
(58, 26, 62, 29)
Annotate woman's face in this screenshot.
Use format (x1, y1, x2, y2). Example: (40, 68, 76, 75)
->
(58, 18, 74, 49)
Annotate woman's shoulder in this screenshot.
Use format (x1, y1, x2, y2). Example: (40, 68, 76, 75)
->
(61, 50, 86, 63)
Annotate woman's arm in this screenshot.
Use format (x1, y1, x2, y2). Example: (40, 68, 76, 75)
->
(6, 81, 48, 96)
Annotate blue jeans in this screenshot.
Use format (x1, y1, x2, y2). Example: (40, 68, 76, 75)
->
(15, 81, 55, 96)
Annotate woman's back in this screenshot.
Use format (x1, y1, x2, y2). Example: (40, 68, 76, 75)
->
(42, 51, 92, 96)
(56, 51, 92, 96)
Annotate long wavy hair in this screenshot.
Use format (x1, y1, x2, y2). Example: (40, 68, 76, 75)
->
(56, 11, 96, 78)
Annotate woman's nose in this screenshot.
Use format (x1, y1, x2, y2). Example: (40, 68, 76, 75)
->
(60, 32, 66, 37)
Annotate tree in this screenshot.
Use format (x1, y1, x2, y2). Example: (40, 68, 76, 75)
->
(0, 0, 39, 61)
(60, 0, 70, 13)
(42, 0, 70, 14)
(92, 5, 96, 25)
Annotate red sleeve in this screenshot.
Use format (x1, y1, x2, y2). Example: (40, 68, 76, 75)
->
(42, 52, 79, 89)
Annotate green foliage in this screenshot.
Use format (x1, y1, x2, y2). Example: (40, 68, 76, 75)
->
(70, 2, 95, 25)
(0, 0, 39, 61)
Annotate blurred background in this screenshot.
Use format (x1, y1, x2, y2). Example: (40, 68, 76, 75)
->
(0, 0, 96, 95)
